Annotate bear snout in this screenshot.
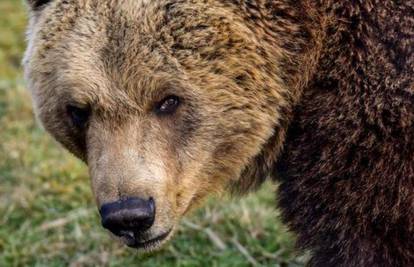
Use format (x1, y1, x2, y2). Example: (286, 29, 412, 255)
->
(99, 197, 156, 244)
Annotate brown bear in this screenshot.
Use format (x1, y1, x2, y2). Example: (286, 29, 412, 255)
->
(23, 0, 413, 266)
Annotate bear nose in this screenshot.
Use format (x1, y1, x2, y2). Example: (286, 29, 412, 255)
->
(99, 197, 155, 238)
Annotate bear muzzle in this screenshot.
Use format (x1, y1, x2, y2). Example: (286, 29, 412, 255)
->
(99, 197, 171, 248)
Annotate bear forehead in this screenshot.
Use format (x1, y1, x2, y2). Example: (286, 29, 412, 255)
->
(30, 3, 175, 108)
(33, 0, 245, 66)
(34, 0, 180, 74)
(29, 0, 261, 111)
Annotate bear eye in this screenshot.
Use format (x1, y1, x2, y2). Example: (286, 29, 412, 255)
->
(67, 105, 90, 128)
(155, 95, 180, 115)
(27, 0, 53, 10)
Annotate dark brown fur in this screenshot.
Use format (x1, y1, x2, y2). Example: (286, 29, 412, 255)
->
(276, 1, 414, 266)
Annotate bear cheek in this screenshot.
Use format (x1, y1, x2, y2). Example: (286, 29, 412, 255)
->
(34, 101, 86, 159)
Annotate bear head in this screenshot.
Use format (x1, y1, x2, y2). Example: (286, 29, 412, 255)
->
(24, 0, 313, 251)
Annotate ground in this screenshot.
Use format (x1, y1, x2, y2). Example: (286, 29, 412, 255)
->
(0, 1, 302, 266)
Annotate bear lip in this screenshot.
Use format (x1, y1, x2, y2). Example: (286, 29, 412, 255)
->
(124, 228, 173, 249)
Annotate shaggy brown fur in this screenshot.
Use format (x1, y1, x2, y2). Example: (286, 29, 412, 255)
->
(24, 0, 413, 265)
(277, 1, 414, 266)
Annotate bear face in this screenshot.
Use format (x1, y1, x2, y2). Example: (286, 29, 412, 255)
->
(24, 0, 307, 250)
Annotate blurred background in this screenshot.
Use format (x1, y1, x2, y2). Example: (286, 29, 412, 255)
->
(0, 1, 302, 266)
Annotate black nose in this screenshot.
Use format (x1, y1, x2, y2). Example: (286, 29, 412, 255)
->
(99, 197, 155, 238)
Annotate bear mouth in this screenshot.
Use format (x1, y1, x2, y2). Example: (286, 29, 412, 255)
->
(123, 228, 173, 249)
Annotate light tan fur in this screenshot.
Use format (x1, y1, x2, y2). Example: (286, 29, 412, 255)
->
(24, 0, 320, 250)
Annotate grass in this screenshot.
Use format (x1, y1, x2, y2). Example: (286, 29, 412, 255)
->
(0, 1, 303, 266)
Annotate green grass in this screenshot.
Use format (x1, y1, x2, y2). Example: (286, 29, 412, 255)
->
(0, 1, 303, 266)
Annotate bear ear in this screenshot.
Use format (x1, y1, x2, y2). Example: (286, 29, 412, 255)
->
(26, 0, 53, 11)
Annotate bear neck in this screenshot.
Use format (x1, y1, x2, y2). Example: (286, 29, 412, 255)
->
(229, 0, 326, 194)
(230, 0, 381, 194)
